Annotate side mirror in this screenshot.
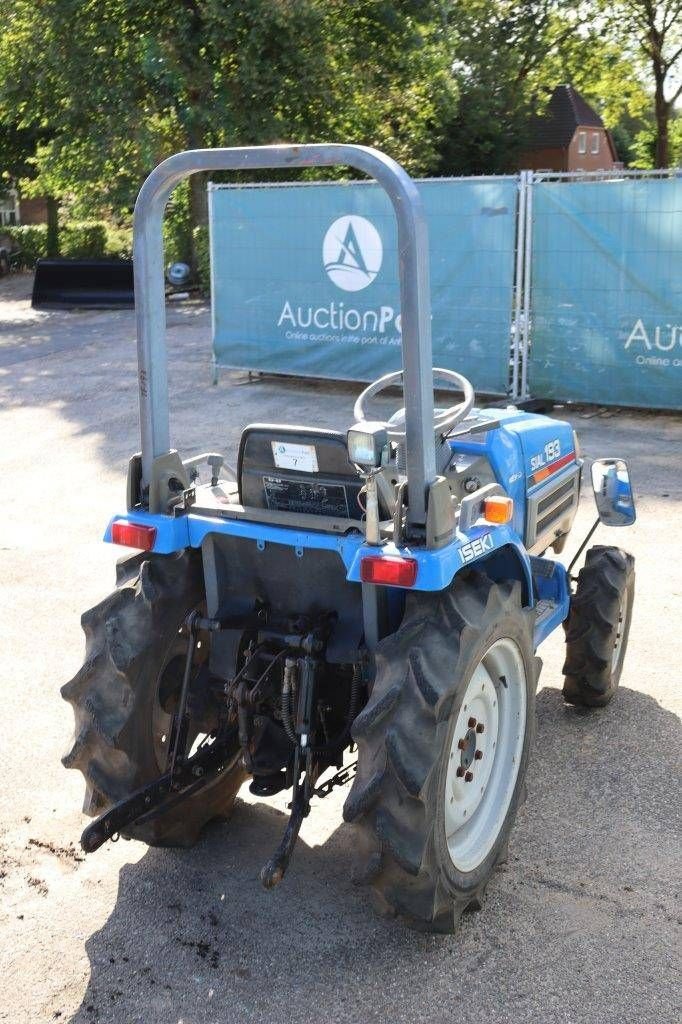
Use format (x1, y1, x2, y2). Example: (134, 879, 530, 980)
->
(591, 458, 636, 526)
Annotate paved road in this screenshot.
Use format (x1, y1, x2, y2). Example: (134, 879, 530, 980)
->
(1, 279, 680, 1024)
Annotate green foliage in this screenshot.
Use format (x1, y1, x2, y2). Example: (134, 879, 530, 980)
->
(0, 0, 455, 223)
(601, 1, 682, 166)
(629, 115, 682, 169)
(59, 222, 107, 258)
(0, 0, 676, 224)
(193, 225, 210, 295)
(438, 1, 654, 174)
(438, 1, 549, 174)
(1, 220, 124, 264)
(104, 224, 133, 259)
(163, 182, 192, 265)
(319, 2, 457, 177)
(1, 225, 48, 266)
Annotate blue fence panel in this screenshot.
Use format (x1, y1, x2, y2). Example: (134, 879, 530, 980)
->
(209, 178, 517, 393)
(528, 178, 682, 410)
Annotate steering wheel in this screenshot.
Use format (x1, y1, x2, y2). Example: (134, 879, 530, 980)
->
(354, 367, 476, 440)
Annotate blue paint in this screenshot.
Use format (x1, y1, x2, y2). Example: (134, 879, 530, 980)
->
(104, 405, 583, 648)
(105, 508, 534, 602)
(449, 407, 529, 536)
(105, 511, 365, 564)
(531, 557, 571, 646)
(345, 525, 533, 597)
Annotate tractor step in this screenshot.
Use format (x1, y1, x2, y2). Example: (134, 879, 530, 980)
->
(531, 557, 571, 647)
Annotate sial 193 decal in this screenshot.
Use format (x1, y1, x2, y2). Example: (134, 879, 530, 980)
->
(530, 438, 561, 473)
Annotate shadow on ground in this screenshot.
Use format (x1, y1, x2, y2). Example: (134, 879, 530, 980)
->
(66, 686, 680, 1024)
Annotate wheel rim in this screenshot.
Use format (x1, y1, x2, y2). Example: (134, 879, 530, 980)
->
(444, 637, 527, 873)
(611, 588, 628, 671)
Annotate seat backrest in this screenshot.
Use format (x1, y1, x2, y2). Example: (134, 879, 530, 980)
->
(237, 424, 364, 521)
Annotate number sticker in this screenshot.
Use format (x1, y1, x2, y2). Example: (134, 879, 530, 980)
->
(271, 441, 319, 473)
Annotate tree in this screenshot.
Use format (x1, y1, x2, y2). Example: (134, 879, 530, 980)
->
(438, 1, 563, 174)
(437, 1, 655, 173)
(608, 1, 682, 166)
(630, 109, 682, 166)
(0, 123, 60, 254)
(0, 0, 456, 264)
(320, 1, 457, 175)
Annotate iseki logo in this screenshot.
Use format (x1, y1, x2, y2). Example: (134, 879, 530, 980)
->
(459, 534, 494, 564)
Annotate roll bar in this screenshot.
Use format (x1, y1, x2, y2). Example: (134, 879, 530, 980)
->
(133, 144, 437, 526)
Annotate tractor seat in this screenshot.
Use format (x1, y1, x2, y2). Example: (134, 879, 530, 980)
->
(237, 424, 364, 521)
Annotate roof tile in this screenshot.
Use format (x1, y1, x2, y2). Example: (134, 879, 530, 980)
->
(527, 85, 605, 149)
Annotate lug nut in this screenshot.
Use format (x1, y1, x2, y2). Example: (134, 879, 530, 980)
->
(468, 717, 477, 728)
(457, 738, 466, 750)
(464, 771, 474, 782)
(474, 750, 483, 760)
(476, 723, 485, 734)
(456, 766, 465, 778)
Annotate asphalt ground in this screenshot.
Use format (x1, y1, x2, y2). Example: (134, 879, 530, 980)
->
(0, 273, 680, 1024)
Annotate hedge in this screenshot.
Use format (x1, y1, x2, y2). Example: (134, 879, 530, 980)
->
(1, 225, 48, 266)
(59, 222, 107, 258)
(104, 224, 133, 259)
(2, 219, 209, 287)
(2, 221, 112, 265)
(193, 225, 210, 294)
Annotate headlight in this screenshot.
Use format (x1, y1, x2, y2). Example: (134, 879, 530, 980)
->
(347, 422, 388, 469)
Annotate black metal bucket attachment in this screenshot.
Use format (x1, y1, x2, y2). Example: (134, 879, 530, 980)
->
(32, 257, 134, 309)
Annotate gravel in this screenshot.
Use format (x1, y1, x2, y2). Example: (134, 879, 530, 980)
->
(1, 274, 679, 1024)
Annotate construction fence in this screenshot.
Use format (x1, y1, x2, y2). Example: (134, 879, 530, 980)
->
(208, 168, 682, 411)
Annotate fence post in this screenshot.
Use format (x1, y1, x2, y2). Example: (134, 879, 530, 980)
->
(208, 183, 219, 385)
(511, 171, 527, 400)
(519, 170, 534, 401)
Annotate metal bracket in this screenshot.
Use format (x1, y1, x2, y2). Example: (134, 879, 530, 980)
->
(148, 450, 190, 514)
(458, 482, 505, 533)
(80, 732, 240, 853)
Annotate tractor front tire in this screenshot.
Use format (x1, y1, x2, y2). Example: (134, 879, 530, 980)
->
(61, 550, 246, 846)
(344, 571, 540, 933)
(563, 545, 635, 708)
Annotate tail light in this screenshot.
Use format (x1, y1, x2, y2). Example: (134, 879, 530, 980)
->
(360, 554, 418, 587)
(111, 520, 157, 550)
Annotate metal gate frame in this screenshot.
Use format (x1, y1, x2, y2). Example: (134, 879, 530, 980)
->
(209, 172, 522, 399)
(514, 165, 682, 405)
(205, 164, 681, 406)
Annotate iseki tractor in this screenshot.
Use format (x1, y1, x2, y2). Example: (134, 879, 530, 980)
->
(61, 145, 636, 932)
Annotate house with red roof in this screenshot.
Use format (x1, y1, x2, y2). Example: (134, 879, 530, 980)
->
(519, 84, 620, 172)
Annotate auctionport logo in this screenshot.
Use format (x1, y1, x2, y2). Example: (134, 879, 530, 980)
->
(322, 215, 383, 291)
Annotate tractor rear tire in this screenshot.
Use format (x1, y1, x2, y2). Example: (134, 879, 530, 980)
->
(562, 545, 635, 708)
(344, 571, 540, 933)
(61, 550, 246, 846)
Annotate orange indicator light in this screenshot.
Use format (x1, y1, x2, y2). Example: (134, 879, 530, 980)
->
(483, 496, 514, 525)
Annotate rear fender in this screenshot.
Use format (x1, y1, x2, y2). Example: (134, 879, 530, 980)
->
(454, 542, 534, 608)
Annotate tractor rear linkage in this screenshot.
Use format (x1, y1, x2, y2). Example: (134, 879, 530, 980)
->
(80, 607, 361, 887)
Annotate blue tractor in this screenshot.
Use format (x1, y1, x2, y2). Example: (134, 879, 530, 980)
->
(62, 145, 636, 932)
